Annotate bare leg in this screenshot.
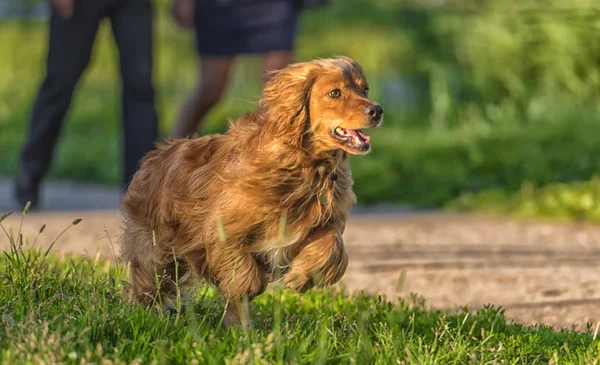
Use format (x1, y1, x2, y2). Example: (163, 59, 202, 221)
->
(260, 50, 294, 85)
(171, 56, 234, 138)
(284, 227, 348, 293)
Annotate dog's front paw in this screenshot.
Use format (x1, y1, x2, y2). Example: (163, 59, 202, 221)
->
(284, 267, 343, 293)
(223, 300, 254, 329)
(284, 229, 349, 292)
(223, 313, 254, 329)
(284, 272, 315, 293)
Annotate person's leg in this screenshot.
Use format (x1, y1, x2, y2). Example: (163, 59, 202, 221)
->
(15, 3, 103, 209)
(109, 0, 159, 189)
(260, 50, 294, 85)
(171, 57, 234, 138)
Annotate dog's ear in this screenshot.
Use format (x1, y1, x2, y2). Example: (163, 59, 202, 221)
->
(260, 61, 319, 146)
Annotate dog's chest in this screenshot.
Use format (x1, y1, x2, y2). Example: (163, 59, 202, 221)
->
(314, 175, 346, 212)
(281, 169, 353, 240)
(248, 170, 353, 278)
(315, 165, 353, 208)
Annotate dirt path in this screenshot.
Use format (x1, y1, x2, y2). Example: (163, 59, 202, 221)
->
(1, 210, 599, 330)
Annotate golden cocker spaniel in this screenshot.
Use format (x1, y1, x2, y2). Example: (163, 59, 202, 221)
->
(120, 56, 383, 326)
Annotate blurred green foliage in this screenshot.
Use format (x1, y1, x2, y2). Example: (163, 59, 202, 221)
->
(2, 0, 600, 208)
(448, 177, 600, 223)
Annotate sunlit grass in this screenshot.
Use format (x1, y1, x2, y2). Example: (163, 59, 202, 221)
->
(1, 208, 599, 364)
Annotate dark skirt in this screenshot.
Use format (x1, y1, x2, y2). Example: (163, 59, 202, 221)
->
(194, 0, 300, 56)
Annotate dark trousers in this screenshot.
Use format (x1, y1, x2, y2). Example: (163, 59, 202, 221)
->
(18, 0, 159, 190)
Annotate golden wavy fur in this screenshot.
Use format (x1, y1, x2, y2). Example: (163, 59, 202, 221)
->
(120, 56, 383, 326)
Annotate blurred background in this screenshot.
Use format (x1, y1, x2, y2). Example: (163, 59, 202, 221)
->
(3, 0, 600, 221)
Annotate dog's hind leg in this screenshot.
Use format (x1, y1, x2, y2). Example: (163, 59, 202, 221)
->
(122, 228, 190, 311)
(129, 255, 190, 311)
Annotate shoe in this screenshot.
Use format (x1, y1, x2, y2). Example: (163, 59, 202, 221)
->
(14, 173, 40, 212)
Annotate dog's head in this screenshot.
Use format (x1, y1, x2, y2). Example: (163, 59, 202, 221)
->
(260, 56, 383, 156)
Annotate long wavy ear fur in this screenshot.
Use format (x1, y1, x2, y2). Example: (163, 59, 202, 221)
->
(259, 61, 320, 146)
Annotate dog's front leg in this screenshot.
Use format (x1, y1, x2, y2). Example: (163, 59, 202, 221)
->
(284, 227, 348, 293)
(207, 243, 268, 327)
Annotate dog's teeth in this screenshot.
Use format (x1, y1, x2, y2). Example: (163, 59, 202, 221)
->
(335, 127, 345, 135)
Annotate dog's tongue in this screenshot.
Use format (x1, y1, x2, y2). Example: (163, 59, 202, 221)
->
(347, 129, 371, 145)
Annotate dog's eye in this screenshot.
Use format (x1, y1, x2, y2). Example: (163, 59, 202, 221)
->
(364, 87, 370, 96)
(328, 89, 341, 98)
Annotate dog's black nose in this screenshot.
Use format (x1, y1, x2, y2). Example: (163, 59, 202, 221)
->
(365, 104, 383, 121)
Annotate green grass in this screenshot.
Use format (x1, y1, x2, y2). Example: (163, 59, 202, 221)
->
(1, 211, 600, 364)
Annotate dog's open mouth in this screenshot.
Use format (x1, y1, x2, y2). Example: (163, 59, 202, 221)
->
(332, 127, 372, 152)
